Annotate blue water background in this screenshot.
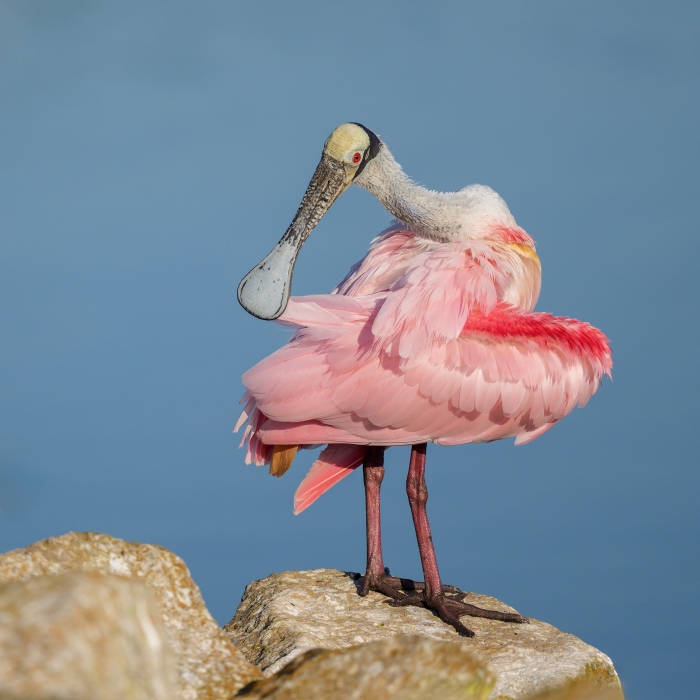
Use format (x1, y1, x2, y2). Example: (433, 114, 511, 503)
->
(1, 2, 698, 697)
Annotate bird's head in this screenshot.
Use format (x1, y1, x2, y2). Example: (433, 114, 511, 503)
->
(322, 122, 383, 186)
(238, 123, 382, 320)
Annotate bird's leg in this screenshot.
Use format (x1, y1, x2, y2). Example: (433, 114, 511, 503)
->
(357, 445, 464, 600)
(359, 446, 412, 598)
(388, 443, 529, 637)
(359, 446, 388, 594)
(358, 447, 423, 598)
(405, 443, 443, 601)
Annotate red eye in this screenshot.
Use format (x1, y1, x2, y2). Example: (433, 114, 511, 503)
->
(352, 151, 362, 164)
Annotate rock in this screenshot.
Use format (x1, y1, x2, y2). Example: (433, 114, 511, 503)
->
(526, 679, 624, 700)
(0, 572, 178, 700)
(224, 569, 623, 700)
(235, 634, 494, 700)
(0, 532, 262, 700)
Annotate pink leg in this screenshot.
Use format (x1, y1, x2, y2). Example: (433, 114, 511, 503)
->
(359, 446, 387, 593)
(358, 446, 468, 599)
(389, 443, 529, 637)
(406, 443, 443, 600)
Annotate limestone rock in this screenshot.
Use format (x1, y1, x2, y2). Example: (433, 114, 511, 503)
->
(236, 634, 494, 700)
(0, 572, 177, 700)
(225, 569, 622, 700)
(0, 532, 262, 700)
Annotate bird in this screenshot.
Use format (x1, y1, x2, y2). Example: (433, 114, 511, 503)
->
(235, 122, 612, 636)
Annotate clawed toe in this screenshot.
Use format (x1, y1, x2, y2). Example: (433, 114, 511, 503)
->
(386, 592, 423, 606)
(358, 570, 413, 600)
(430, 598, 476, 637)
(421, 594, 527, 636)
(445, 598, 529, 625)
(389, 592, 476, 636)
(360, 574, 528, 637)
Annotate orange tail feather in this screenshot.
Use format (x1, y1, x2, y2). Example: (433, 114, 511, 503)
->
(270, 444, 298, 477)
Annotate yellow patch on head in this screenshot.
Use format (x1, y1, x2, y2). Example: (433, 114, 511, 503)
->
(324, 123, 370, 162)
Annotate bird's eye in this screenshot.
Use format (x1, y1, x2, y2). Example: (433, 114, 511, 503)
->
(352, 151, 362, 164)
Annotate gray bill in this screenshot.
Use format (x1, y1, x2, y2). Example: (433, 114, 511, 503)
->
(238, 154, 347, 320)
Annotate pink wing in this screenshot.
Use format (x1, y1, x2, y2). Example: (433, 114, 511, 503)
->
(244, 297, 610, 444)
(236, 232, 612, 511)
(333, 226, 433, 296)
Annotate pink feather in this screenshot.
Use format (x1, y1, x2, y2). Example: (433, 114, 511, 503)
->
(293, 444, 367, 514)
(235, 226, 612, 511)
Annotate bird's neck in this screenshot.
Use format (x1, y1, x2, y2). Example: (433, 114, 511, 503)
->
(354, 147, 457, 241)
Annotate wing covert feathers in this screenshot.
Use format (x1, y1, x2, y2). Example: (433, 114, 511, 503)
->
(236, 228, 612, 511)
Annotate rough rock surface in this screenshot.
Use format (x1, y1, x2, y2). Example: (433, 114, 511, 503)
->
(225, 569, 622, 700)
(0, 572, 177, 700)
(236, 634, 494, 700)
(526, 679, 624, 700)
(0, 532, 262, 700)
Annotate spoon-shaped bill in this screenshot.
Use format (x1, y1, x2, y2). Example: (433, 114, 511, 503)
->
(238, 154, 348, 320)
(236, 239, 300, 321)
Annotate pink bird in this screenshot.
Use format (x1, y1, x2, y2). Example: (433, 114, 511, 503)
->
(236, 123, 612, 636)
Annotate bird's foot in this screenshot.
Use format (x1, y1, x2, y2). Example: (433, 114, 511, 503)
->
(355, 568, 463, 600)
(354, 569, 526, 636)
(388, 588, 529, 637)
(357, 568, 405, 599)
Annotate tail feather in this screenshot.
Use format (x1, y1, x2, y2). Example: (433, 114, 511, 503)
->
(270, 444, 298, 477)
(235, 404, 272, 466)
(234, 391, 255, 432)
(236, 394, 367, 511)
(293, 444, 367, 515)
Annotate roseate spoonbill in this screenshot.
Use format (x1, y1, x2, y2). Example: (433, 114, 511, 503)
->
(236, 123, 612, 636)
